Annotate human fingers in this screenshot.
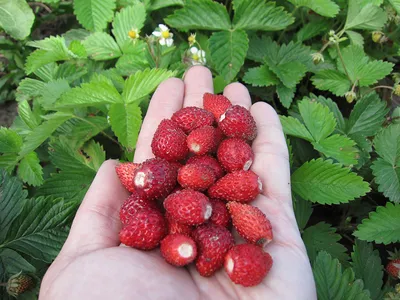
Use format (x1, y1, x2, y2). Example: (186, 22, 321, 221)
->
(133, 78, 185, 163)
(223, 82, 252, 109)
(183, 66, 213, 107)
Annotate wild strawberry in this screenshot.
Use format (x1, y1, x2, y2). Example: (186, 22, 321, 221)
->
(166, 212, 193, 236)
(203, 93, 232, 120)
(187, 155, 224, 179)
(219, 105, 257, 141)
(6, 273, 35, 297)
(119, 208, 166, 250)
(178, 163, 216, 191)
(160, 234, 198, 266)
(120, 193, 157, 225)
(211, 127, 225, 153)
(209, 198, 230, 228)
(171, 107, 214, 133)
(133, 158, 177, 200)
(227, 202, 273, 248)
(208, 170, 262, 203)
(224, 244, 273, 287)
(192, 224, 234, 277)
(115, 162, 138, 192)
(387, 250, 400, 279)
(187, 126, 216, 155)
(164, 189, 212, 225)
(217, 138, 254, 172)
(151, 119, 188, 161)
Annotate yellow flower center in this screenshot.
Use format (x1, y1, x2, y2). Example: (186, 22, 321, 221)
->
(192, 54, 199, 61)
(128, 30, 137, 39)
(188, 36, 195, 43)
(161, 31, 170, 39)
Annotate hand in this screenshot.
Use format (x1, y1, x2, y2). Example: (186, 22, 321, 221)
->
(39, 66, 317, 300)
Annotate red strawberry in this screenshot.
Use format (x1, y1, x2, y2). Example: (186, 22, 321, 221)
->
(227, 202, 273, 248)
(187, 155, 225, 179)
(217, 138, 254, 172)
(387, 260, 400, 279)
(187, 126, 216, 155)
(192, 224, 234, 277)
(164, 189, 212, 225)
(151, 119, 188, 161)
(209, 198, 230, 228)
(6, 273, 35, 298)
(208, 170, 262, 203)
(203, 93, 232, 120)
(219, 105, 257, 140)
(166, 212, 193, 236)
(171, 107, 214, 133)
(119, 208, 167, 250)
(178, 163, 216, 191)
(120, 193, 157, 225)
(224, 244, 273, 287)
(133, 158, 177, 200)
(211, 127, 225, 153)
(160, 234, 198, 266)
(115, 162, 138, 192)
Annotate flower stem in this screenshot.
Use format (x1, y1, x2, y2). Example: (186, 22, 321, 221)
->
(336, 43, 351, 81)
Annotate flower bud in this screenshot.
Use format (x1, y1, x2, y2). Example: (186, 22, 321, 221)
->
(394, 84, 400, 96)
(6, 273, 35, 297)
(345, 91, 356, 103)
(311, 53, 324, 65)
(372, 31, 384, 43)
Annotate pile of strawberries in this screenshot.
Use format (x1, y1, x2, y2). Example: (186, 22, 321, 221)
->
(115, 93, 273, 287)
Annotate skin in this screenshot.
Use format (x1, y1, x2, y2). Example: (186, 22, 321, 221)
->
(39, 66, 317, 300)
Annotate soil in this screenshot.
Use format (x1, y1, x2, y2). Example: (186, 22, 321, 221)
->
(0, 101, 17, 127)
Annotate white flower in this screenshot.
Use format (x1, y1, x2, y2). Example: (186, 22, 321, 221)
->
(152, 24, 174, 47)
(128, 28, 140, 40)
(189, 47, 206, 65)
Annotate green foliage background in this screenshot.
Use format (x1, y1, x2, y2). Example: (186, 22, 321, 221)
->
(0, 0, 400, 298)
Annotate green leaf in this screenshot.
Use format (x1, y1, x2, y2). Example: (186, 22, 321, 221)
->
(346, 93, 388, 137)
(296, 20, 330, 42)
(39, 79, 71, 109)
(243, 65, 279, 87)
(313, 134, 358, 165)
(310, 94, 346, 132)
(338, 45, 393, 86)
(49, 138, 96, 176)
(83, 32, 122, 60)
(19, 113, 72, 157)
(17, 152, 44, 186)
(247, 35, 268, 63)
(149, 0, 184, 11)
(109, 103, 142, 150)
(2, 197, 75, 262)
(298, 99, 336, 142)
(122, 68, 176, 103)
(16, 78, 46, 102)
(83, 141, 105, 171)
(57, 77, 122, 108)
(73, 0, 116, 32)
(276, 84, 295, 108)
(18, 101, 39, 130)
(292, 158, 370, 204)
(209, 30, 249, 83)
(0, 128, 22, 154)
(37, 171, 92, 202)
(311, 69, 351, 96)
(55, 63, 88, 83)
(293, 194, 313, 231)
(346, 30, 365, 47)
(313, 251, 372, 300)
(354, 202, 400, 244)
(68, 40, 87, 58)
(0, 154, 19, 173)
(25, 36, 73, 74)
(0, 172, 27, 239)
(0, 249, 36, 274)
(371, 124, 400, 203)
(232, 0, 293, 31)
(345, 1, 387, 30)
(116, 53, 150, 76)
(303, 222, 349, 265)
(279, 116, 313, 141)
(112, 3, 146, 49)
(288, 0, 339, 17)
(0, 0, 34, 40)
(388, 0, 400, 13)
(165, 0, 231, 30)
(351, 240, 383, 300)
(263, 39, 311, 88)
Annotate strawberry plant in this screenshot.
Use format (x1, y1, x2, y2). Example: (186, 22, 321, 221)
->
(0, 0, 400, 298)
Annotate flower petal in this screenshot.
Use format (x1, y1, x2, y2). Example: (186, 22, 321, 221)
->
(152, 31, 161, 37)
(166, 38, 174, 47)
(159, 24, 168, 31)
(159, 38, 166, 46)
(190, 47, 199, 54)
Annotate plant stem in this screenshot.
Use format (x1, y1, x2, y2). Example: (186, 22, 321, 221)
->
(0, 283, 7, 287)
(318, 41, 331, 54)
(335, 43, 351, 81)
(371, 85, 395, 91)
(277, 7, 299, 43)
(28, 2, 52, 13)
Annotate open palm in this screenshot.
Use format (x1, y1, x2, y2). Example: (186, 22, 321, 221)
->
(40, 67, 316, 300)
